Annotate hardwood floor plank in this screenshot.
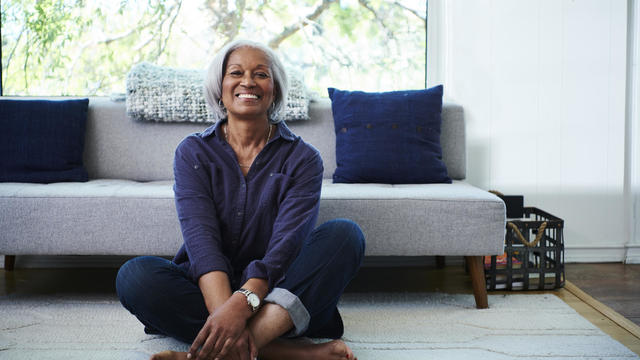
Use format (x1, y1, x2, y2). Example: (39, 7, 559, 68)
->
(566, 263, 640, 327)
(564, 281, 640, 340)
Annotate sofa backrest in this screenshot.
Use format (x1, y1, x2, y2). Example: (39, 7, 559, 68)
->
(84, 97, 466, 181)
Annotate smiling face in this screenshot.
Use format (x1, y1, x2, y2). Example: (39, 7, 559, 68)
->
(221, 47, 275, 122)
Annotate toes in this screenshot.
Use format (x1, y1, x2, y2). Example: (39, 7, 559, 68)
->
(150, 350, 171, 360)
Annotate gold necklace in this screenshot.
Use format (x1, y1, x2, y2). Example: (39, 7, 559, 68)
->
(224, 122, 273, 168)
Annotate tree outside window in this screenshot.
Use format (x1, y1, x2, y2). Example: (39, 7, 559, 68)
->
(1, 0, 426, 96)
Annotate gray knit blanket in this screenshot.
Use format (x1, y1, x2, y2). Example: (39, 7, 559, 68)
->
(126, 62, 310, 123)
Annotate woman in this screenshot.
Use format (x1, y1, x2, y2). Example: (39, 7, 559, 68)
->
(116, 39, 365, 360)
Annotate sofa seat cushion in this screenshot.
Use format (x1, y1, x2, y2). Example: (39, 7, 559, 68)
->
(0, 180, 181, 256)
(0, 179, 174, 198)
(0, 179, 505, 257)
(319, 180, 506, 256)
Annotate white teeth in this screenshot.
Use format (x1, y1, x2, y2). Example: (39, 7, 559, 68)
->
(238, 94, 259, 99)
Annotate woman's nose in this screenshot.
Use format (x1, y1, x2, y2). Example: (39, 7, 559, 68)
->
(240, 73, 256, 87)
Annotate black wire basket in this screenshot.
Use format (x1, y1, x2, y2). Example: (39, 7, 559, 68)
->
(485, 207, 565, 290)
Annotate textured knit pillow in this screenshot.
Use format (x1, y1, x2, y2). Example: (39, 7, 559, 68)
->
(0, 98, 90, 183)
(126, 62, 216, 123)
(280, 67, 310, 121)
(126, 62, 310, 123)
(328, 86, 451, 184)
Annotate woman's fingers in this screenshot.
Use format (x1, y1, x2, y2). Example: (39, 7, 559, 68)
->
(196, 331, 221, 360)
(225, 331, 252, 360)
(190, 322, 225, 360)
(187, 325, 209, 359)
(248, 331, 258, 360)
(236, 330, 258, 360)
(216, 337, 234, 359)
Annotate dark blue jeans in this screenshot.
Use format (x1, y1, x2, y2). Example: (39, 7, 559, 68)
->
(116, 219, 365, 344)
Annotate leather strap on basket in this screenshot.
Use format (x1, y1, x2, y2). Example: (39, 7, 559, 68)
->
(489, 190, 548, 246)
(507, 221, 548, 247)
(488, 190, 504, 196)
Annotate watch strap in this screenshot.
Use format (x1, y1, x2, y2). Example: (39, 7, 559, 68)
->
(234, 288, 260, 312)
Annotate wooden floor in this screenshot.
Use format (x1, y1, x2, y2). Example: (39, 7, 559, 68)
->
(2, 261, 639, 355)
(565, 263, 640, 327)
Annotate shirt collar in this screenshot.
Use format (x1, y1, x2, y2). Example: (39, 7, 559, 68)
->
(276, 121, 296, 142)
(199, 121, 221, 139)
(200, 119, 296, 142)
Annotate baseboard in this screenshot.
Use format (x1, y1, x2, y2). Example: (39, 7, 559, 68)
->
(564, 246, 628, 263)
(625, 246, 640, 264)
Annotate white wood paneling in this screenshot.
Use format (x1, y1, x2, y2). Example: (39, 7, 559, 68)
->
(626, 0, 640, 263)
(431, 0, 629, 261)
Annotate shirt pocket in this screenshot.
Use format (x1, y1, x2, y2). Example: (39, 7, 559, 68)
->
(258, 172, 294, 210)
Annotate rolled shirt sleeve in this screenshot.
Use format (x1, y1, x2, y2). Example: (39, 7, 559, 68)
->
(264, 287, 311, 336)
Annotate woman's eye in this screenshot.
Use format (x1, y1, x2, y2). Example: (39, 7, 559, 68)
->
(256, 73, 269, 79)
(229, 71, 242, 76)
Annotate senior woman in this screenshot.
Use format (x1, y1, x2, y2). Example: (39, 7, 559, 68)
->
(116, 39, 365, 360)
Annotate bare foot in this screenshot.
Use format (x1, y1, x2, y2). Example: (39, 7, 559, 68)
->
(149, 350, 188, 360)
(151, 339, 357, 360)
(261, 338, 357, 360)
(307, 339, 356, 360)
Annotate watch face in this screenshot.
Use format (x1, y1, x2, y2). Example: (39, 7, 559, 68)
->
(248, 293, 260, 308)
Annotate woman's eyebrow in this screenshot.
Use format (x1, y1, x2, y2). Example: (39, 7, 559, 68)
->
(227, 63, 270, 68)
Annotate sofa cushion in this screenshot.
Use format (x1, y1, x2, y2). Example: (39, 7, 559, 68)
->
(318, 179, 505, 256)
(0, 180, 182, 255)
(328, 86, 451, 184)
(0, 179, 505, 256)
(0, 98, 89, 183)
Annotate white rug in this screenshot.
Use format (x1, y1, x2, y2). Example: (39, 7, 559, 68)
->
(0, 292, 637, 359)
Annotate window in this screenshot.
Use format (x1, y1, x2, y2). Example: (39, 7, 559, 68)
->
(1, 0, 426, 96)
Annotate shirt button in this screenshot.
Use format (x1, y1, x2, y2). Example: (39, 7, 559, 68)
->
(237, 212, 242, 216)
(193, 164, 199, 170)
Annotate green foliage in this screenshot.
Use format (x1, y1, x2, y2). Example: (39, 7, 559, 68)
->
(330, 4, 357, 40)
(1, 0, 426, 96)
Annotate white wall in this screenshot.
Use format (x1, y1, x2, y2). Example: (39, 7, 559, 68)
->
(428, 0, 630, 262)
(625, 0, 640, 263)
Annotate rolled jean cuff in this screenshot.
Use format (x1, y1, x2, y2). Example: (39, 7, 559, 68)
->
(264, 287, 310, 337)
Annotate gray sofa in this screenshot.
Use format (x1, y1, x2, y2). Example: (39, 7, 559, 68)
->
(0, 97, 505, 308)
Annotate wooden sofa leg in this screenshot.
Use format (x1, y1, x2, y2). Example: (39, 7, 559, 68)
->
(4, 255, 16, 271)
(465, 256, 488, 309)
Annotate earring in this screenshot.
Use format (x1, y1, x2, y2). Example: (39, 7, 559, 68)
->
(218, 99, 226, 113)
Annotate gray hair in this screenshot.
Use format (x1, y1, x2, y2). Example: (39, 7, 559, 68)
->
(203, 39, 289, 122)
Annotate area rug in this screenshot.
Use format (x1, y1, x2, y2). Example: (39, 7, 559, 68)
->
(0, 292, 637, 359)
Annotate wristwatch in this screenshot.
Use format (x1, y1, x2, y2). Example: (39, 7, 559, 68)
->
(234, 288, 261, 313)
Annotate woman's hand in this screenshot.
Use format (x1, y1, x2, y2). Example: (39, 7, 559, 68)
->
(188, 294, 252, 360)
(222, 329, 258, 360)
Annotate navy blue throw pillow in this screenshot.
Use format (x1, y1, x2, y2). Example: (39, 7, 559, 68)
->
(0, 99, 90, 183)
(328, 86, 451, 184)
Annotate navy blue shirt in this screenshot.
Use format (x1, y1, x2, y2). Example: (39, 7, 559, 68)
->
(172, 120, 323, 291)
